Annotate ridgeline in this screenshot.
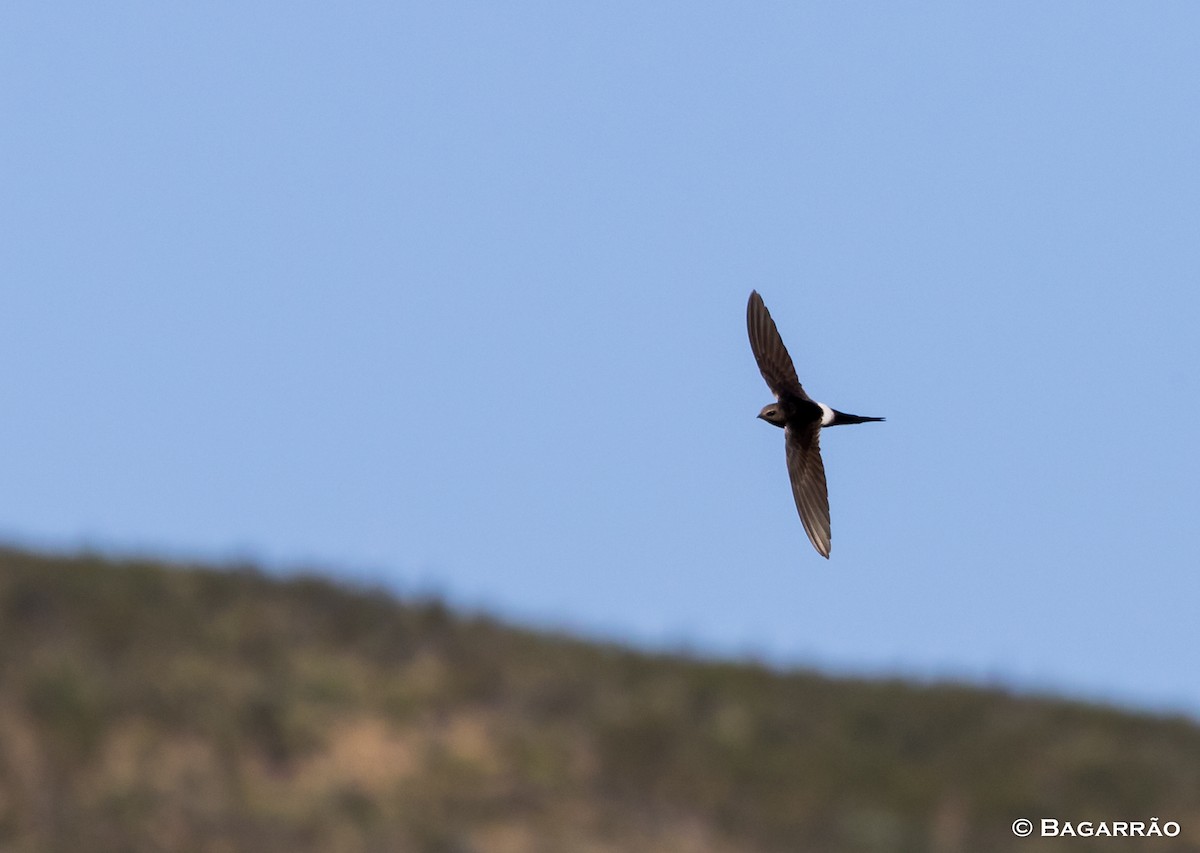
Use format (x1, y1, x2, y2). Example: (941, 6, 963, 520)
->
(0, 547, 1196, 852)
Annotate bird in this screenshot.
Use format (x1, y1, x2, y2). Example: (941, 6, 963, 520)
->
(746, 290, 883, 558)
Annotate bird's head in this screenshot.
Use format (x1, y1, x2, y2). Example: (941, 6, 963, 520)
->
(757, 404, 787, 428)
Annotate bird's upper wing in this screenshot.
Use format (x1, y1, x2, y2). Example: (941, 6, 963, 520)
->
(747, 291, 810, 401)
(785, 423, 832, 558)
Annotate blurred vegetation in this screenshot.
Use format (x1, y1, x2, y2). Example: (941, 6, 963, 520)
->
(0, 547, 1197, 852)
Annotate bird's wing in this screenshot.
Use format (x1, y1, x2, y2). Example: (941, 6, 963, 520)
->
(747, 291, 810, 401)
(785, 423, 831, 558)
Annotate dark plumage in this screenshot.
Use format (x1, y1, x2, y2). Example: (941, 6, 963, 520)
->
(746, 291, 883, 558)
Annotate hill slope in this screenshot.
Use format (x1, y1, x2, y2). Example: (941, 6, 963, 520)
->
(0, 547, 1196, 852)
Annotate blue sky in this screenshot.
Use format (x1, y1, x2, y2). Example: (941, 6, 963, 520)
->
(3, 3, 1199, 716)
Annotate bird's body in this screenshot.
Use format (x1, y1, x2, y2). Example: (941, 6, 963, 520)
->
(746, 291, 883, 558)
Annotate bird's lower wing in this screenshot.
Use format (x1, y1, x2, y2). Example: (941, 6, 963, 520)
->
(785, 424, 832, 558)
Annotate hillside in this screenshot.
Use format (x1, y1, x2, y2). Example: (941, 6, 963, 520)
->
(0, 547, 1196, 852)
